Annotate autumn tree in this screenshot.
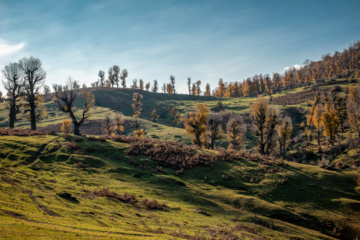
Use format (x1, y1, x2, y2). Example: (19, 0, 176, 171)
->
(139, 79, 144, 91)
(312, 104, 325, 150)
(347, 85, 360, 138)
(120, 69, 128, 88)
(206, 113, 223, 149)
(250, 97, 280, 155)
(61, 120, 72, 135)
(183, 104, 209, 147)
(131, 92, 144, 137)
(264, 75, 273, 101)
(151, 109, 160, 122)
(162, 83, 166, 93)
(20, 56, 47, 130)
(132, 79, 138, 89)
(277, 116, 293, 158)
(108, 67, 114, 87)
(321, 96, 340, 145)
(227, 115, 246, 150)
(54, 78, 95, 135)
(196, 80, 201, 96)
(113, 112, 125, 135)
(98, 70, 105, 87)
(191, 83, 196, 96)
(204, 83, 211, 96)
(145, 82, 151, 91)
(217, 79, 226, 97)
(166, 83, 173, 99)
(273, 73, 282, 91)
(169, 107, 180, 126)
(104, 113, 114, 136)
(2, 62, 24, 128)
(152, 80, 158, 93)
(243, 79, 251, 97)
(170, 75, 176, 94)
(187, 77, 191, 95)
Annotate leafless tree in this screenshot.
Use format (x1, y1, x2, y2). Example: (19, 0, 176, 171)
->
(20, 56, 46, 130)
(54, 78, 95, 135)
(98, 70, 105, 87)
(207, 113, 223, 149)
(2, 62, 24, 128)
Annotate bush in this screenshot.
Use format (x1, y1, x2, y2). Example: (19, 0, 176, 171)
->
(140, 198, 167, 210)
(0, 128, 46, 136)
(92, 188, 138, 205)
(65, 142, 81, 151)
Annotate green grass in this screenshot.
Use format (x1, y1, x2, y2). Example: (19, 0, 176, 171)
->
(0, 135, 359, 239)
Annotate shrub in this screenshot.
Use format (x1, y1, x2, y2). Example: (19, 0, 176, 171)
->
(140, 198, 167, 210)
(65, 142, 81, 151)
(92, 188, 138, 205)
(0, 128, 46, 136)
(61, 120, 72, 134)
(73, 137, 84, 142)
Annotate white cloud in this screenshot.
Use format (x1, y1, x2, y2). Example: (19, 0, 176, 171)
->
(283, 64, 302, 72)
(0, 40, 25, 56)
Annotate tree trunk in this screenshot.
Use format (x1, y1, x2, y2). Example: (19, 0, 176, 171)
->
(9, 105, 15, 128)
(211, 138, 214, 149)
(30, 104, 36, 130)
(73, 123, 81, 136)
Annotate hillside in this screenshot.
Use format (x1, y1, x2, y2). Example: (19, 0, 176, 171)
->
(0, 134, 359, 239)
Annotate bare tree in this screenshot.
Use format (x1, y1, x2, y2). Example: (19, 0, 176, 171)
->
(113, 65, 120, 87)
(20, 56, 47, 130)
(170, 75, 176, 94)
(227, 115, 246, 150)
(152, 80, 158, 93)
(2, 62, 24, 128)
(43, 85, 50, 95)
(207, 113, 223, 149)
(121, 69, 128, 88)
(98, 70, 105, 87)
(187, 77, 191, 95)
(54, 78, 95, 135)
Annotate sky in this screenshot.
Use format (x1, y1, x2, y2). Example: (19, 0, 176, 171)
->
(1, 0, 360, 94)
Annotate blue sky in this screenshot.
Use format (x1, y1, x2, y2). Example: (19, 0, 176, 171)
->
(1, 0, 360, 94)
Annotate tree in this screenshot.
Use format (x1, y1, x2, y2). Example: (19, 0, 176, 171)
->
(152, 80, 158, 93)
(273, 73, 282, 91)
(151, 109, 160, 122)
(61, 120, 72, 135)
(227, 115, 246, 150)
(191, 83, 196, 96)
(145, 82, 151, 91)
(196, 80, 201, 96)
(139, 79, 144, 91)
(250, 97, 280, 155)
(243, 79, 251, 97)
(204, 83, 211, 96)
(54, 78, 95, 135)
(170, 75, 176, 94)
(104, 113, 114, 136)
(277, 116, 293, 158)
(2, 62, 24, 128)
(218, 79, 226, 97)
(169, 107, 180, 126)
(347, 85, 360, 138)
(321, 96, 340, 145)
(120, 69, 128, 88)
(43, 85, 50, 95)
(207, 113, 223, 149)
(20, 56, 47, 130)
(187, 77, 191, 95)
(183, 104, 209, 147)
(264, 75, 273, 101)
(312, 104, 325, 150)
(166, 83, 173, 99)
(162, 83, 166, 93)
(108, 67, 114, 87)
(113, 112, 125, 135)
(132, 79, 138, 89)
(98, 70, 105, 87)
(131, 92, 143, 133)
(113, 65, 120, 87)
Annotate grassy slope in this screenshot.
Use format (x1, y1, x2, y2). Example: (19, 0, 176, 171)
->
(0, 135, 359, 239)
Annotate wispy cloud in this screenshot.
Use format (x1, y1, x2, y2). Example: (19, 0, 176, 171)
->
(0, 39, 25, 57)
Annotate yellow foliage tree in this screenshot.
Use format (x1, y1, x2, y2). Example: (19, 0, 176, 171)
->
(113, 112, 124, 135)
(347, 85, 360, 138)
(183, 104, 209, 147)
(226, 115, 246, 150)
(277, 116, 292, 158)
(61, 120, 72, 135)
(133, 129, 145, 138)
(150, 109, 160, 122)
